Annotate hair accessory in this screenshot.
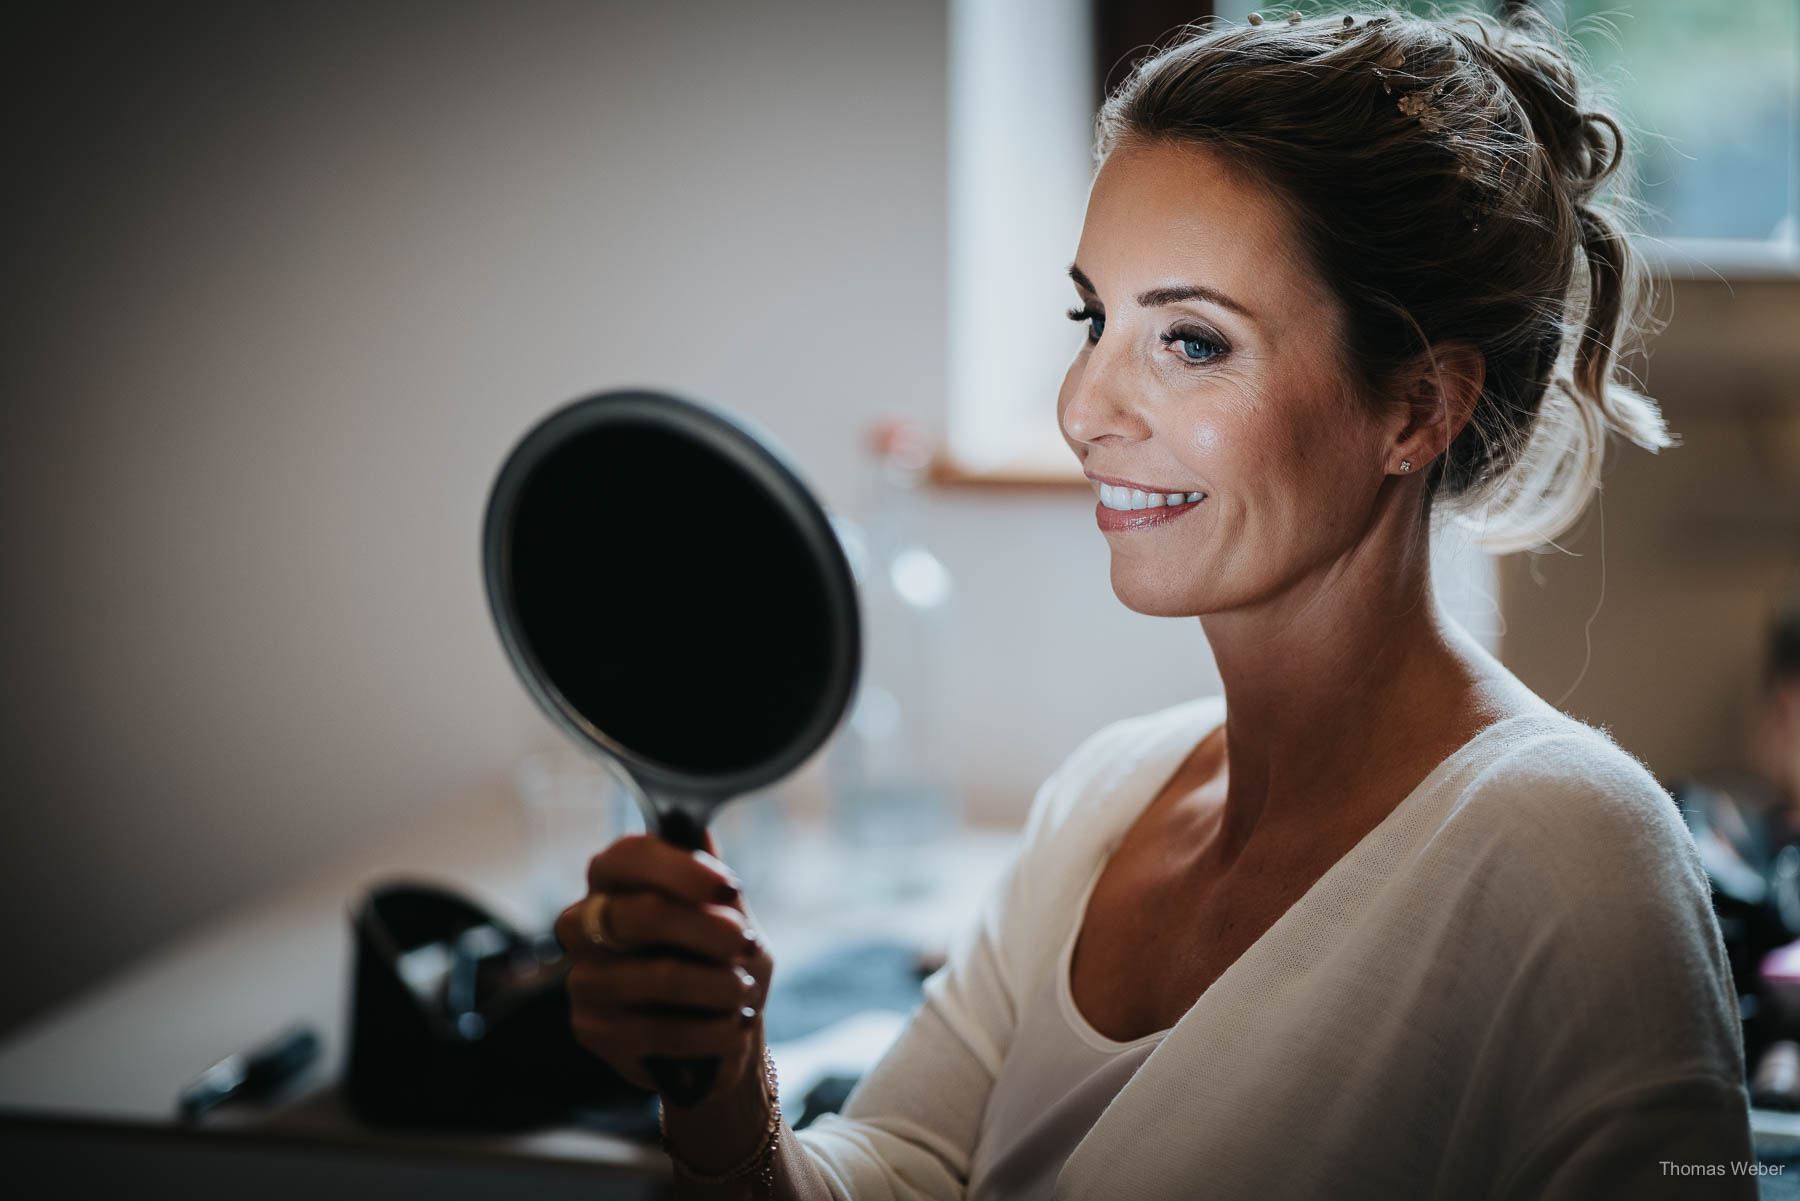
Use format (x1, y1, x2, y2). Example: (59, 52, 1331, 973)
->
(1374, 44, 1451, 134)
(1246, 12, 1263, 25)
(1397, 82, 1450, 133)
(1372, 46, 1405, 94)
(1286, 10, 1302, 25)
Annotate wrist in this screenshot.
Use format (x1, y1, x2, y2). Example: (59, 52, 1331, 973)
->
(660, 1041, 776, 1175)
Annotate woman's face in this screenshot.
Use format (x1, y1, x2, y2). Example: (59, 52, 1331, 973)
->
(1058, 138, 1399, 619)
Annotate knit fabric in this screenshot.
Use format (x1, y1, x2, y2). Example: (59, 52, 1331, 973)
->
(793, 693, 1755, 1200)
(967, 850, 1170, 1199)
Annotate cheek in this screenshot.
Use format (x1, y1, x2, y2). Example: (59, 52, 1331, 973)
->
(1183, 385, 1348, 509)
(1180, 418, 1224, 460)
(1169, 393, 1267, 484)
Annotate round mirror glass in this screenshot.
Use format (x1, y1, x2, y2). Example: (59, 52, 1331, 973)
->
(486, 390, 860, 811)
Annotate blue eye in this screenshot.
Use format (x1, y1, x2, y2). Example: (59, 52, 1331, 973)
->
(1066, 304, 1104, 344)
(1161, 328, 1226, 364)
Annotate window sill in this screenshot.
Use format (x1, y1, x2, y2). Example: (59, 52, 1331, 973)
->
(926, 448, 1086, 490)
(1641, 236, 1800, 281)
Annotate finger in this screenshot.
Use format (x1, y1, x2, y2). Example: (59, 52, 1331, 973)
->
(740, 935, 774, 1012)
(602, 889, 758, 962)
(557, 888, 754, 963)
(729, 894, 771, 967)
(552, 889, 692, 960)
(554, 895, 627, 958)
(571, 1006, 755, 1060)
(586, 833, 742, 907)
(567, 954, 758, 1017)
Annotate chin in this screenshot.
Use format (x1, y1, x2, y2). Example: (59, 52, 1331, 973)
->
(1109, 563, 1209, 618)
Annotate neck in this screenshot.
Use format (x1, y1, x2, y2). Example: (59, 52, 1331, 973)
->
(1197, 526, 1517, 867)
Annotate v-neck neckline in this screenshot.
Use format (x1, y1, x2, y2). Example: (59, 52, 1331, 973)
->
(1064, 696, 1551, 1052)
(1048, 696, 1563, 1198)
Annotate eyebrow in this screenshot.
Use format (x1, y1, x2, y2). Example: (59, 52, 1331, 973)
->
(1067, 263, 1256, 322)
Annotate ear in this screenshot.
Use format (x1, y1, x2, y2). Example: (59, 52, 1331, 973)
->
(1387, 341, 1485, 471)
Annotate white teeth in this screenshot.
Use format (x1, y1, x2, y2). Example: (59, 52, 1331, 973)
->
(1097, 483, 1206, 511)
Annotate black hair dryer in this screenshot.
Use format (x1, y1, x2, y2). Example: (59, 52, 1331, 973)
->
(482, 388, 862, 1107)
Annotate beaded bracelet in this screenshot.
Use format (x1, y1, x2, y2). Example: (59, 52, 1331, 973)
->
(659, 1046, 781, 1199)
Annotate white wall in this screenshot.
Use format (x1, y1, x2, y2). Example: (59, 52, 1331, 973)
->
(0, 0, 1503, 1036)
(0, 0, 959, 1035)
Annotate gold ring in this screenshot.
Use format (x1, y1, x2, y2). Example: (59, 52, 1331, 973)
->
(581, 890, 626, 951)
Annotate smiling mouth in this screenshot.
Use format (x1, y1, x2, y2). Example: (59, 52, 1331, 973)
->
(1096, 482, 1205, 511)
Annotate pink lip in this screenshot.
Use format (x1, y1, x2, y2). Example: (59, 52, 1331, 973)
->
(1094, 494, 1205, 532)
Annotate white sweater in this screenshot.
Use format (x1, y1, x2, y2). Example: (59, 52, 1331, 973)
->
(793, 694, 1757, 1200)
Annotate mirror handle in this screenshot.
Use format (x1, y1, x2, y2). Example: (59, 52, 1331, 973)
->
(641, 806, 723, 1108)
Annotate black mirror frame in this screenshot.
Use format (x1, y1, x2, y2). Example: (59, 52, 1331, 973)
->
(481, 387, 862, 811)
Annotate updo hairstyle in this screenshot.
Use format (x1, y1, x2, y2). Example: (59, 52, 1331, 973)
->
(1095, 3, 1674, 552)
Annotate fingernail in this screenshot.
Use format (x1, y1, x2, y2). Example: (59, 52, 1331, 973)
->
(740, 1005, 757, 1025)
(742, 928, 761, 951)
(694, 849, 737, 881)
(734, 965, 756, 989)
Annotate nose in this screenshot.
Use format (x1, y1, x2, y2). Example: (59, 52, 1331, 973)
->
(1060, 336, 1149, 447)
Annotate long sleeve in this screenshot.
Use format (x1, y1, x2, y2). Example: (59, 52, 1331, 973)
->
(1463, 732, 1758, 1199)
(790, 719, 1141, 1201)
(1494, 1072, 1757, 1200)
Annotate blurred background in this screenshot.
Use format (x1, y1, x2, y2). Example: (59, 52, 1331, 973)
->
(1, 0, 1796, 1090)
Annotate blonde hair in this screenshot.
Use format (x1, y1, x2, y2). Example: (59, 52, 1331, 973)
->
(1095, 3, 1674, 553)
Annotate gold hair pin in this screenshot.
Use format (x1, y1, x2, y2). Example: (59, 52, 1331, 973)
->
(1372, 46, 1450, 133)
(1398, 82, 1450, 133)
(1244, 12, 1449, 135)
(1372, 46, 1406, 94)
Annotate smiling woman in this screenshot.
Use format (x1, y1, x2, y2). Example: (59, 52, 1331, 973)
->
(638, 7, 1755, 1200)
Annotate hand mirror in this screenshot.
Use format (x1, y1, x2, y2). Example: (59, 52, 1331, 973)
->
(482, 388, 861, 1106)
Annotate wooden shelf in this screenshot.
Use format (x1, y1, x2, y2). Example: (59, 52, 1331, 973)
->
(925, 448, 1087, 491)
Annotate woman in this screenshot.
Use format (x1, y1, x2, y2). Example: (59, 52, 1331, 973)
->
(554, 7, 1755, 1198)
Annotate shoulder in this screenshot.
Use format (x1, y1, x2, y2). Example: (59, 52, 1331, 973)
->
(1459, 710, 1700, 883)
(1439, 713, 1752, 1151)
(1448, 710, 1745, 1079)
(1450, 708, 1716, 934)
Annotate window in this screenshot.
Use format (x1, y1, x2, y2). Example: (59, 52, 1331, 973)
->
(944, 0, 1095, 479)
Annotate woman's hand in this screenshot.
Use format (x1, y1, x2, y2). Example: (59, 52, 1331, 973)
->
(552, 831, 774, 1105)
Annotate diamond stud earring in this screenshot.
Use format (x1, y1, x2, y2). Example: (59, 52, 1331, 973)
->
(1400, 460, 1412, 473)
